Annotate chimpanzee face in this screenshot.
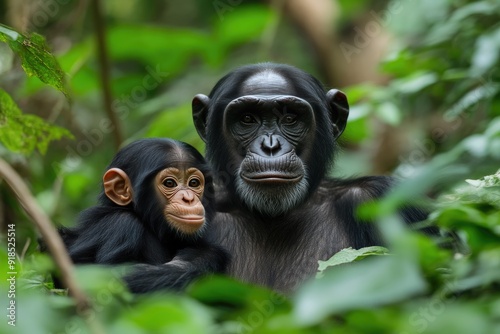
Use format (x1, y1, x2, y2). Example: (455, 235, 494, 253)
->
(193, 64, 349, 216)
(101, 139, 212, 235)
(155, 167, 205, 234)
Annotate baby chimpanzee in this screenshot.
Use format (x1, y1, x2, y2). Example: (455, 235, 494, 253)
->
(59, 138, 228, 293)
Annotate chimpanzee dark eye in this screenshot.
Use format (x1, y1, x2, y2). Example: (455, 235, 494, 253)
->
(163, 179, 177, 188)
(189, 178, 201, 187)
(241, 114, 255, 124)
(283, 114, 297, 124)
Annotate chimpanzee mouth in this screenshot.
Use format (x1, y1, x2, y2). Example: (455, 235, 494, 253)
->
(241, 173, 303, 184)
(166, 213, 205, 226)
(240, 152, 305, 184)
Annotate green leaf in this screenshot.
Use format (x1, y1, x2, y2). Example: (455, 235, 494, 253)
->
(470, 27, 500, 77)
(0, 24, 68, 96)
(0, 43, 14, 74)
(188, 276, 293, 334)
(343, 84, 377, 104)
(432, 203, 500, 252)
(317, 246, 389, 278)
(375, 101, 402, 126)
(0, 25, 19, 40)
(115, 295, 213, 333)
(294, 255, 427, 325)
(106, 25, 209, 71)
(347, 103, 371, 122)
(342, 103, 370, 143)
(0, 88, 73, 154)
(484, 117, 500, 138)
(466, 169, 500, 188)
(189, 275, 286, 308)
(214, 5, 274, 49)
(444, 84, 499, 120)
(450, 1, 500, 23)
(146, 103, 205, 152)
(392, 72, 438, 94)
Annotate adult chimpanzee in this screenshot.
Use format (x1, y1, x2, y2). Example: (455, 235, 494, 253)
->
(59, 138, 228, 293)
(192, 63, 429, 292)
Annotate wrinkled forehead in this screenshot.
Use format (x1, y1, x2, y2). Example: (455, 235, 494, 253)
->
(159, 145, 198, 170)
(156, 166, 205, 179)
(240, 70, 296, 96)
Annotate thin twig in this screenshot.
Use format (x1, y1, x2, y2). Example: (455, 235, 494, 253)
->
(91, 0, 123, 150)
(0, 158, 90, 311)
(20, 237, 31, 261)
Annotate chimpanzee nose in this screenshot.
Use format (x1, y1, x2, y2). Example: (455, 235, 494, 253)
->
(180, 190, 195, 204)
(261, 134, 281, 156)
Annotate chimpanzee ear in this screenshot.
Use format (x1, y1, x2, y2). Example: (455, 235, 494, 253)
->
(103, 168, 133, 206)
(192, 94, 210, 143)
(326, 89, 349, 139)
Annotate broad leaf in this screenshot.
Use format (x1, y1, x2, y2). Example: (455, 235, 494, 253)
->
(392, 72, 438, 94)
(0, 24, 68, 96)
(466, 169, 500, 188)
(0, 88, 73, 154)
(295, 255, 427, 325)
(317, 246, 389, 278)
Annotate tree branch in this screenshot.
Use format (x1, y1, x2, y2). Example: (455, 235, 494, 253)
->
(0, 158, 90, 311)
(280, 0, 340, 86)
(91, 0, 123, 150)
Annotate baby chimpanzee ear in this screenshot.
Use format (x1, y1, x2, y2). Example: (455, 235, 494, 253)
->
(103, 168, 133, 206)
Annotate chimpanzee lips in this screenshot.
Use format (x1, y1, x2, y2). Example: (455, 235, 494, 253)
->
(242, 173, 303, 184)
(165, 204, 205, 230)
(240, 153, 304, 184)
(166, 213, 204, 225)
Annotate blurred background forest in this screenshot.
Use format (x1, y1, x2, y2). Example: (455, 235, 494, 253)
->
(0, 0, 499, 333)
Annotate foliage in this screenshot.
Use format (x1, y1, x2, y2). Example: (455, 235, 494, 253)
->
(0, 25, 72, 155)
(0, 24, 68, 96)
(343, 0, 500, 150)
(0, 88, 72, 154)
(0, 0, 500, 333)
(316, 246, 389, 278)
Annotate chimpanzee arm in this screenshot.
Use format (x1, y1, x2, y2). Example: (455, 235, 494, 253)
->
(123, 244, 229, 293)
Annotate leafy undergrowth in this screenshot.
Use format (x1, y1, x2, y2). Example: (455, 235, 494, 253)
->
(1, 1, 500, 333)
(2, 172, 499, 334)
